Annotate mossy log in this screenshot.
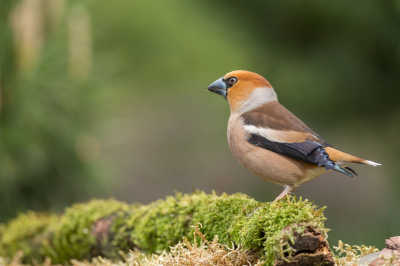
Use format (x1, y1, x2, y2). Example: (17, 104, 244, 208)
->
(0, 191, 333, 266)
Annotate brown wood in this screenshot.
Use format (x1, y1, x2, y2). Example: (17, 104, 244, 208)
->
(275, 226, 334, 266)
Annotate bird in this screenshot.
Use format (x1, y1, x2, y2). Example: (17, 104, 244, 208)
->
(206, 70, 381, 201)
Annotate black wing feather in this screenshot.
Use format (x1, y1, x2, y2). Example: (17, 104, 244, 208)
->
(247, 133, 353, 176)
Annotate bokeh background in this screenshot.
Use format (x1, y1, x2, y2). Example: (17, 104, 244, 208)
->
(1, 0, 399, 250)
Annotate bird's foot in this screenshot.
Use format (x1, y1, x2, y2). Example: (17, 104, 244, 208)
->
(274, 185, 295, 202)
(247, 185, 296, 217)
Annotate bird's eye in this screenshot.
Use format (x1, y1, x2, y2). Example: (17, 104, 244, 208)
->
(228, 77, 238, 85)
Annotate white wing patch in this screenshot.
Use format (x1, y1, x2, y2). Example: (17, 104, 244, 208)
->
(243, 124, 305, 143)
(244, 125, 281, 142)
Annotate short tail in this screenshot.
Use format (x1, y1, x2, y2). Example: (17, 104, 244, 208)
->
(324, 147, 381, 167)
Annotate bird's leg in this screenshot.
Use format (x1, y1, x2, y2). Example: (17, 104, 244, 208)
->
(247, 186, 296, 217)
(274, 185, 295, 202)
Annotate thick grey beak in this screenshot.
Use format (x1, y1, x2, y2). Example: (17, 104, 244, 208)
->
(207, 77, 227, 99)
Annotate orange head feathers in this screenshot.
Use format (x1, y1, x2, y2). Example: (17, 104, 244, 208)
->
(207, 70, 276, 113)
(223, 70, 272, 89)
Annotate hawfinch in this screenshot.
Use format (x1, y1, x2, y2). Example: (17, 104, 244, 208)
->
(207, 70, 381, 201)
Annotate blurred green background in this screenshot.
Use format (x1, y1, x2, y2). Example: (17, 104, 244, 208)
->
(1, 0, 399, 250)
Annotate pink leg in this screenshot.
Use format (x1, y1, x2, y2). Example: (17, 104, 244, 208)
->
(274, 185, 295, 202)
(247, 185, 295, 216)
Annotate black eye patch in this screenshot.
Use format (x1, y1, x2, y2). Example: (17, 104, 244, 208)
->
(224, 76, 237, 89)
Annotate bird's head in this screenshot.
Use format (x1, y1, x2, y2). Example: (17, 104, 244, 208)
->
(207, 70, 277, 113)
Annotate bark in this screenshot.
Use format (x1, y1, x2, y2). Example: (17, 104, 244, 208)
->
(275, 226, 334, 266)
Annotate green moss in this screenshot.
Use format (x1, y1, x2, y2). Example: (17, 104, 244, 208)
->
(116, 191, 259, 254)
(42, 199, 130, 263)
(0, 192, 328, 266)
(191, 192, 259, 244)
(125, 191, 207, 253)
(228, 196, 327, 265)
(0, 212, 57, 262)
